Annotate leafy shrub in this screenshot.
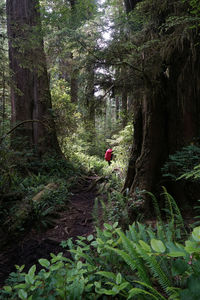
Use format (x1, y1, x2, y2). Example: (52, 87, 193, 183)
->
(3, 215, 200, 300)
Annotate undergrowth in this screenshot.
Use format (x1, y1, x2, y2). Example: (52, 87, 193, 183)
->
(1, 214, 199, 300)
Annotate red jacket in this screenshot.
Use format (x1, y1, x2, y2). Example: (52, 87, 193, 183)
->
(105, 148, 113, 161)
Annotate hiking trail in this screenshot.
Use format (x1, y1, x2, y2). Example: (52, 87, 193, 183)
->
(0, 175, 102, 286)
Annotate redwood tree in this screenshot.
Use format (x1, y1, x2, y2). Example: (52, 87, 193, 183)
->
(6, 0, 62, 155)
(122, 0, 200, 207)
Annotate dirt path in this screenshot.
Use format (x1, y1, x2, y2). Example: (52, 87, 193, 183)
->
(0, 176, 100, 286)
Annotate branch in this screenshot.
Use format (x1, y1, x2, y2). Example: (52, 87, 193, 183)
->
(97, 84, 114, 102)
(0, 119, 45, 144)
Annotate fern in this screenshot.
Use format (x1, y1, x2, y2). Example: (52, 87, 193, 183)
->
(137, 222, 148, 242)
(156, 221, 167, 241)
(127, 222, 140, 242)
(106, 246, 137, 272)
(162, 187, 186, 237)
(115, 229, 151, 284)
(146, 226, 156, 240)
(146, 191, 162, 223)
(128, 287, 160, 300)
(106, 245, 151, 285)
(135, 243, 172, 296)
(134, 280, 167, 300)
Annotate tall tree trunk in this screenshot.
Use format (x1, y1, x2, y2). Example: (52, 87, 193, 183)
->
(116, 96, 120, 120)
(123, 39, 200, 208)
(121, 87, 128, 128)
(123, 0, 200, 208)
(84, 61, 95, 141)
(7, 0, 62, 156)
(70, 54, 78, 104)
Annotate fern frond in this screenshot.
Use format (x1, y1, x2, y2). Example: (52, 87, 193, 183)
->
(162, 187, 186, 236)
(137, 222, 148, 242)
(146, 226, 156, 240)
(156, 222, 167, 241)
(127, 222, 139, 242)
(166, 287, 181, 300)
(107, 244, 151, 285)
(115, 229, 151, 284)
(146, 191, 162, 223)
(134, 280, 167, 300)
(135, 244, 172, 295)
(106, 246, 137, 272)
(128, 287, 159, 300)
(162, 187, 175, 235)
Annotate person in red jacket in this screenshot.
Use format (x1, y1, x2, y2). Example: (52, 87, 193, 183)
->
(105, 148, 113, 165)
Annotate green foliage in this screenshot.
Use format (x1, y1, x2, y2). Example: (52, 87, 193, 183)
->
(162, 145, 200, 181)
(51, 79, 80, 143)
(185, 0, 200, 17)
(0, 141, 19, 194)
(3, 215, 200, 300)
(0, 142, 80, 235)
(109, 123, 133, 174)
(97, 189, 144, 228)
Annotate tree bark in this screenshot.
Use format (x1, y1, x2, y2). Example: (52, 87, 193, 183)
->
(84, 61, 95, 141)
(6, 0, 62, 156)
(121, 87, 128, 128)
(122, 0, 200, 209)
(124, 38, 200, 207)
(70, 53, 78, 103)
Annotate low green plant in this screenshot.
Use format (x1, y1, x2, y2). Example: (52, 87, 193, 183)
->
(3, 218, 200, 300)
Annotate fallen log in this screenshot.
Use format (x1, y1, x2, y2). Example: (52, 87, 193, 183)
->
(32, 182, 59, 202)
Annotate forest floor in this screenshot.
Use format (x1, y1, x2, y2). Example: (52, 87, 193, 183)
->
(0, 176, 102, 287)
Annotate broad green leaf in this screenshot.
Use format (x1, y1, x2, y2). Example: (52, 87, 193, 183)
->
(18, 289, 28, 300)
(28, 265, 36, 277)
(103, 231, 112, 238)
(192, 226, 200, 241)
(96, 238, 104, 245)
(39, 258, 50, 268)
(168, 251, 186, 257)
(25, 265, 36, 284)
(113, 222, 118, 228)
(104, 223, 112, 231)
(116, 273, 122, 285)
(3, 286, 12, 293)
(50, 262, 63, 271)
(185, 240, 200, 254)
(87, 234, 94, 241)
(14, 284, 27, 289)
(151, 239, 166, 253)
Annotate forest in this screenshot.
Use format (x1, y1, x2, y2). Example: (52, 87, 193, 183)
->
(0, 0, 200, 299)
